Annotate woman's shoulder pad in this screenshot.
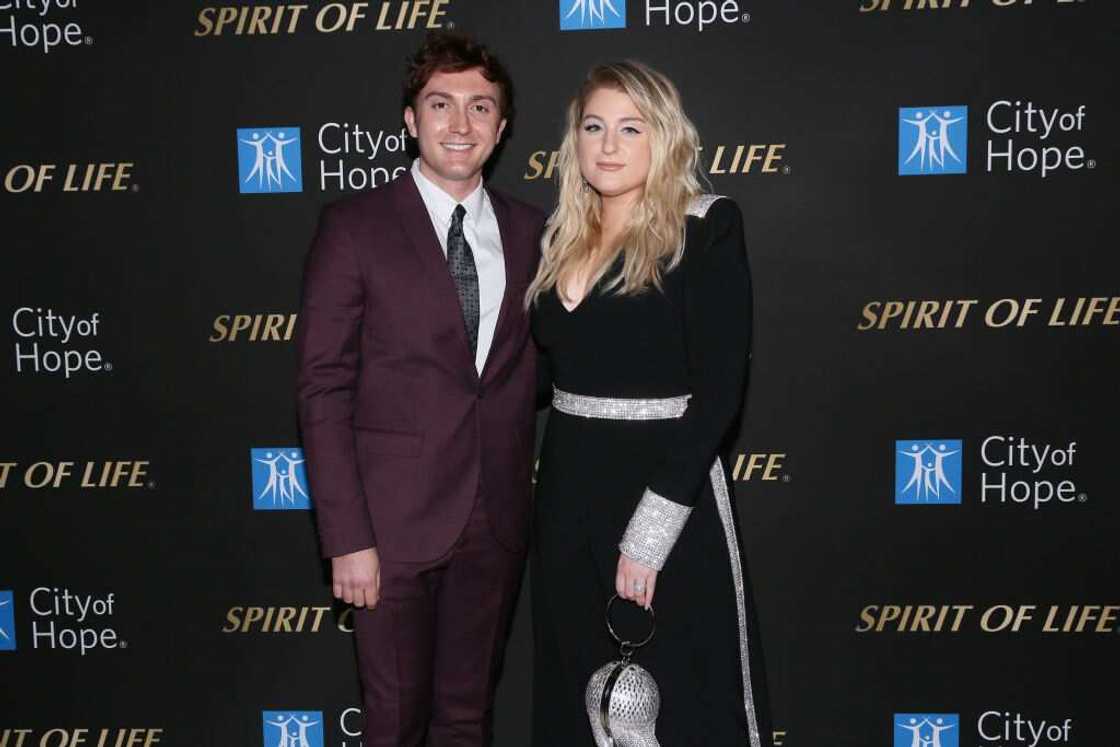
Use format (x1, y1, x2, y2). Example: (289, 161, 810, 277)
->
(686, 193, 736, 219)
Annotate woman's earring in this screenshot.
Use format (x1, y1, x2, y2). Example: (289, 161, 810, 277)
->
(581, 178, 592, 193)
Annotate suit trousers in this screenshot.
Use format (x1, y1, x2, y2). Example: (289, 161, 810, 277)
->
(353, 490, 526, 746)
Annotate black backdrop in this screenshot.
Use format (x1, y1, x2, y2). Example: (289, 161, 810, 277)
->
(2, 1, 1117, 745)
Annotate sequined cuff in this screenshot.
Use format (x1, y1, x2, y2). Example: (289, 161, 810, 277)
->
(619, 489, 693, 571)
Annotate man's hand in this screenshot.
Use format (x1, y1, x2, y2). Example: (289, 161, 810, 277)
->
(332, 547, 381, 609)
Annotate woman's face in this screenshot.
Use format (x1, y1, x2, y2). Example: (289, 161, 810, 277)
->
(577, 86, 651, 204)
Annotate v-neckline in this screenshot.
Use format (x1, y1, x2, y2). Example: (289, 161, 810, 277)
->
(559, 291, 588, 314)
(558, 276, 602, 314)
(558, 253, 623, 314)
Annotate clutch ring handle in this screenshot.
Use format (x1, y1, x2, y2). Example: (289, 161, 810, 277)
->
(605, 594, 656, 661)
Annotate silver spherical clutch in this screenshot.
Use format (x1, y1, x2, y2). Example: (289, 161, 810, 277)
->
(585, 596, 661, 747)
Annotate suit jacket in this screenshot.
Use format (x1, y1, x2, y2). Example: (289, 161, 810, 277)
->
(296, 172, 545, 562)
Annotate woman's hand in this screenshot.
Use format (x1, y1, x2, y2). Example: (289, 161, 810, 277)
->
(616, 553, 658, 609)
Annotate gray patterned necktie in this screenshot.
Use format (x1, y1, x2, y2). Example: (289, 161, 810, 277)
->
(447, 204, 479, 356)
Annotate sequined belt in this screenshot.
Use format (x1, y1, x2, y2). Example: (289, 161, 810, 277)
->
(551, 386, 691, 421)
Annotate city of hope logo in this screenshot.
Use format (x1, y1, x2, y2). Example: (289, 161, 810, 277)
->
(560, 0, 626, 30)
(237, 127, 303, 193)
(898, 106, 967, 175)
(895, 440, 963, 504)
(251, 448, 311, 510)
(262, 711, 323, 747)
(0, 591, 15, 651)
(894, 713, 959, 747)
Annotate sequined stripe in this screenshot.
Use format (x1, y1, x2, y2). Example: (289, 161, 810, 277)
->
(710, 457, 762, 747)
(552, 386, 691, 420)
(686, 193, 727, 218)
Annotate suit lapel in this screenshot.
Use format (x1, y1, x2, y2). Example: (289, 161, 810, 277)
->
(391, 173, 478, 377)
(481, 187, 519, 383)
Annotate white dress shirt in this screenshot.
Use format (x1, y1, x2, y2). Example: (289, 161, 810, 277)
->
(410, 159, 505, 375)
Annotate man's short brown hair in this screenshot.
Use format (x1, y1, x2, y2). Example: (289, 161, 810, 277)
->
(403, 31, 514, 119)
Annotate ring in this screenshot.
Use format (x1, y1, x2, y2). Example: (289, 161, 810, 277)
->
(631, 580, 646, 593)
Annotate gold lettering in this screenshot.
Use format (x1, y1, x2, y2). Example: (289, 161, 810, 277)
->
(229, 315, 253, 341)
(857, 302, 880, 331)
(409, 1, 430, 28)
(953, 299, 978, 327)
(728, 145, 745, 173)
(762, 455, 784, 481)
(213, 7, 239, 35)
(859, 299, 980, 330)
(0, 730, 33, 747)
(760, 144, 784, 173)
(311, 606, 332, 632)
(260, 314, 286, 341)
(1058, 605, 1107, 633)
(0, 462, 16, 488)
(63, 163, 81, 191)
(248, 6, 271, 34)
(112, 163, 133, 191)
(861, 0, 972, 11)
(240, 607, 264, 632)
(273, 607, 297, 632)
(79, 461, 148, 488)
(210, 314, 298, 342)
(195, 5, 307, 35)
(194, 8, 216, 36)
(224, 605, 334, 632)
(210, 315, 230, 342)
(429, 0, 449, 27)
(376, 1, 393, 29)
(222, 606, 243, 632)
(709, 145, 729, 175)
(316, 3, 349, 33)
(857, 604, 973, 632)
(523, 150, 559, 180)
(855, 605, 878, 632)
(128, 462, 150, 487)
(61, 163, 132, 192)
(285, 6, 309, 32)
(732, 453, 786, 481)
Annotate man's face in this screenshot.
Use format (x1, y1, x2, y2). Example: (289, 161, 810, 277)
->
(404, 67, 507, 198)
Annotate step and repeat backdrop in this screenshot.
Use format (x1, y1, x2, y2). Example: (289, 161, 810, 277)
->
(2, 1, 1117, 745)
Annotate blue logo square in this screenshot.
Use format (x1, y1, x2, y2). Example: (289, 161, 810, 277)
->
(560, 0, 626, 30)
(894, 713, 960, 747)
(251, 448, 311, 510)
(895, 440, 963, 504)
(237, 127, 303, 193)
(0, 590, 15, 651)
(262, 711, 323, 747)
(898, 106, 967, 175)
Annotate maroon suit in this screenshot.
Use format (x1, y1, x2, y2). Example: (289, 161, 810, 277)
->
(296, 172, 544, 745)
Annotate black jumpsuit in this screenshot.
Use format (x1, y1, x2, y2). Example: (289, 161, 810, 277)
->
(530, 196, 772, 746)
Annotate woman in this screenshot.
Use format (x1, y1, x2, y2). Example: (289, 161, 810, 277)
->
(527, 62, 772, 746)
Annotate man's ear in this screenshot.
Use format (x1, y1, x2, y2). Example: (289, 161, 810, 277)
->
(496, 117, 508, 144)
(404, 107, 418, 139)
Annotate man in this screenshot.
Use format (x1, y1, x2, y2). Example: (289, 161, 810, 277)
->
(296, 31, 544, 746)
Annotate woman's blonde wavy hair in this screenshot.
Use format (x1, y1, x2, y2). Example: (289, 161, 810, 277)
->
(525, 61, 703, 308)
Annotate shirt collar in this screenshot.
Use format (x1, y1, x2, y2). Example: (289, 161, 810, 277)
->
(411, 159, 486, 226)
